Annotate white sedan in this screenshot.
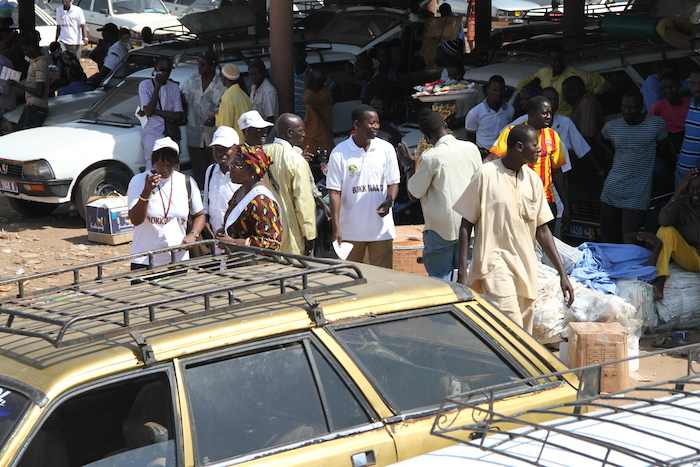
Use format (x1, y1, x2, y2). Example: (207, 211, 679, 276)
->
(0, 66, 194, 218)
(54, 0, 186, 43)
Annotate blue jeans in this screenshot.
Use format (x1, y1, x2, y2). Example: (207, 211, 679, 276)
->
(422, 230, 458, 281)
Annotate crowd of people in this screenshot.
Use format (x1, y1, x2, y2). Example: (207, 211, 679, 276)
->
(1, 3, 699, 335)
(0, 0, 131, 131)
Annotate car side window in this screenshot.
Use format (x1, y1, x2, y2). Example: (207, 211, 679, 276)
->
(185, 340, 373, 465)
(16, 373, 177, 467)
(94, 0, 109, 14)
(332, 310, 524, 413)
(79, 0, 95, 12)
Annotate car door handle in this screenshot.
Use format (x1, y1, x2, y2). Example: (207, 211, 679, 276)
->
(351, 450, 376, 467)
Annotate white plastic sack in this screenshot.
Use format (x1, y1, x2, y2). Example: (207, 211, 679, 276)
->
(615, 279, 655, 329)
(533, 264, 643, 345)
(535, 236, 579, 274)
(653, 264, 700, 331)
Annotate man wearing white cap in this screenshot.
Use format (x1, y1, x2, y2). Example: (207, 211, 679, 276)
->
(202, 127, 242, 252)
(264, 113, 317, 255)
(216, 63, 252, 142)
(238, 110, 274, 146)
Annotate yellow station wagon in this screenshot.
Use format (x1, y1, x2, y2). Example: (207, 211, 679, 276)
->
(0, 242, 579, 467)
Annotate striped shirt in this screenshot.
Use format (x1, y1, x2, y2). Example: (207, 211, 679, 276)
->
(25, 56, 48, 108)
(601, 115, 667, 211)
(491, 125, 566, 203)
(678, 98, 700, 176)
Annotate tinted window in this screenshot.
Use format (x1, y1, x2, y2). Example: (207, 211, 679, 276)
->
(333, 311, 523, 413)
(94, 0, 109, 13)
(632, 57, 700, 81)
(78, 0, 94, 12)
(16, 374, 176, 467)
(598, 70, 638, 117)
(186, 341, 372, 464)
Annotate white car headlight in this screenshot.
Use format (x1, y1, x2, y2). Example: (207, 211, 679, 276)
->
(23, 160, 55, 180)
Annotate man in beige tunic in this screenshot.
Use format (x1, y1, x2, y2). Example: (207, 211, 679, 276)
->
(453, 124, 574, 333)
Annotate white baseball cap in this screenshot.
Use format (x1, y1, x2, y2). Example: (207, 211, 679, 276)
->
(152, 136, 179, 154)
(238, 110, 274, 130)
(209, 126, 240, 148)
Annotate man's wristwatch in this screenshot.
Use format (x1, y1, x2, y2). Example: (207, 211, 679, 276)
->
(190, 231, 200, 238)
(387, 198, 395, 207)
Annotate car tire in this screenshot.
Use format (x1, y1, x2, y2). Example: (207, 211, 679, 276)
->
(8, 198, 59, 217)
(75, 167, 132, 219)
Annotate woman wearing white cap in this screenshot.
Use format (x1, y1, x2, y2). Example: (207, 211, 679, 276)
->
(215, 63, 252, 142)
(127, 137, 205, 268)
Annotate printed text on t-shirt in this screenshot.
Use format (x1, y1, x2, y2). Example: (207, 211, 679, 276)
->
(352, 184, 383, 194)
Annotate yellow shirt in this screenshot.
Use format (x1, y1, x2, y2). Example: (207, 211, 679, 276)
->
(517, 65, 610, 116)
(215, 84, 252, 142)
(453, 159, 553, 299)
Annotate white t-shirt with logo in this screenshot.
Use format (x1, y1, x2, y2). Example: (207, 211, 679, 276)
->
(326, 136, 400, 242)
(127, 171, 203, 266)
(56, 5, 86, 46)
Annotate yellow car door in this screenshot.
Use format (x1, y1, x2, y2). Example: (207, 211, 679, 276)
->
(324, 302, 579, 462)
(178, 334, 398, 467)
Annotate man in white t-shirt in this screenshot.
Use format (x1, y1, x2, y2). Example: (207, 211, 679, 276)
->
(204, 126, 241, 240)
(327, 104, 400, 268)
(55, 0, 89, 56)
(465, 75, 514, 151)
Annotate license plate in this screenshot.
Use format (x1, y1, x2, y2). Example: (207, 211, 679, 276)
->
(568, 223, 596, 240)
(0, 180, 17, 193)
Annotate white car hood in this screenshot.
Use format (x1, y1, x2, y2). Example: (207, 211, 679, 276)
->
(0, 124, 139, 178)
(111, 14, 187, 34)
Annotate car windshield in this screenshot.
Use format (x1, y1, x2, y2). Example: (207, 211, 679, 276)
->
(81, 78, 141, 126)
(112, 0, 168, 14)
(0, 384, 32, 451)
(333, 310, 526, 413)
(310, 10, 409, 48)
(36, 0, 55, 14)
(180, 0, 218, 15)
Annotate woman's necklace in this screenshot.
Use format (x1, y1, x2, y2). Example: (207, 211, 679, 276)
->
(158, 178, 173, 218)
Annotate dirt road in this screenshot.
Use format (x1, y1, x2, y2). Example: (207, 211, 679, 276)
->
(0, 195, 131, 294)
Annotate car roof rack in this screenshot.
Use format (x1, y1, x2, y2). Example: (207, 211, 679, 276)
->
(0, 240, 366, 349)
(431, 344, 700, 466)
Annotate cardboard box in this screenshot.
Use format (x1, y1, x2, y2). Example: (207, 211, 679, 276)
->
(568, 322, 628, 393)
(393, 225, 427, 276)
(86, 195, 134, 245)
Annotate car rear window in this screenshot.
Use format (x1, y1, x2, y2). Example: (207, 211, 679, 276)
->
(332, 310, 525, 413)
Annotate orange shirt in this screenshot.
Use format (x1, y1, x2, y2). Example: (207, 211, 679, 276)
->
(490, 125, 566, 202)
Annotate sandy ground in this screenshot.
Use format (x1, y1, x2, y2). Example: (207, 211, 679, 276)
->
(0, 196, 132, 293)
